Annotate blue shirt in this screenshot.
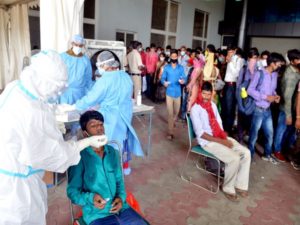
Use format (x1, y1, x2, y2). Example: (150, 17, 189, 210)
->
(160, 64, 187, 98)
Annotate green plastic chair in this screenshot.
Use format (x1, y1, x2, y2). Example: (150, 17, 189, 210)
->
(180, 114, 221, 194)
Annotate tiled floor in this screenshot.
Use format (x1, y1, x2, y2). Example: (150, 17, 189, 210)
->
(47, 99, 300, 225)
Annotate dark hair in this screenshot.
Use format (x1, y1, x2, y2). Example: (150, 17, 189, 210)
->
(201, 81, 213, 92)
(159, 52, 166, 58)
(235, 47, 244, 57)
(267, 52, 285, 66)
(166, 45, 172, 50)
(79, 110, 104, 131)
(132, 41, 140, 49)
(219, 49, 227, 57)
(287, 49, 300, 61)
(206, 44, 216, 53)
(150, 43, 156, 48)
(227, 45, 237, 52)
(248, 47, 259, 59)
(190, 49, 197, 55)
(196, 46, 203, 53)
(170, 49, 178, 56)
(146, 47, 150, 52)
(261, 50, 270, 58)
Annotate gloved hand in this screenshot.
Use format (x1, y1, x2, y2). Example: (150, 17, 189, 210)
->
(56, 103, 76, 114)
(77, 135, 108, 151)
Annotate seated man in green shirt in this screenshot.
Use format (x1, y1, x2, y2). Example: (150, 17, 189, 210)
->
(67, 110, 148, 225)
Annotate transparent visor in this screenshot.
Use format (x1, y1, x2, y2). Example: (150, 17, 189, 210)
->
(43, 77, 68, 95)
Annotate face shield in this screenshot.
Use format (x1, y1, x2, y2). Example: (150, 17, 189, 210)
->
(96, 51, 120, 74)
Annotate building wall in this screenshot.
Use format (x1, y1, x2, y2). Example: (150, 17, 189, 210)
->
(95, 0, 152, 46)
(176, 0, 225, 48)
(251, 37, 300, 55)
(94, 0, 225, 48)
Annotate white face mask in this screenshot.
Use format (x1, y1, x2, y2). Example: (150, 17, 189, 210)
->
(72, 46, 82, 55)
(165, 51, 170, 56)
(138, 47, 142, 52)
(160, 57, 165, 62)
(180, 51, 185, 56)
(261, 59, 267, 67)
(97, 67, 106, 75)
(257, 59, 267, 68)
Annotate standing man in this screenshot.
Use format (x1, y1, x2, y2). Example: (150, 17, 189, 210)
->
(178, 46, 190, 76)
(248, 52, 285, 162)
(59, 34, 93, 104)
(161, 49, 187, 140)
(178, 46, 190, 120)
(273, 49, 300, 162)
(127, 41, 144, 100)
(222, 47, 244, 135)
(145, 43, 158, 101)
(190, 82, 251, 202)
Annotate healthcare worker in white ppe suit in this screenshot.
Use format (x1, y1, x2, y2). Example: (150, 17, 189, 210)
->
(0, 50, 107, 225)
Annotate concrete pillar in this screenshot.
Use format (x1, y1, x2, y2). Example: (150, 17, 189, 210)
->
(237, 0, 248, 49)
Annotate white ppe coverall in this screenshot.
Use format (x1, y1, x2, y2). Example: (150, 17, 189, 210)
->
(0, 50, 103, 225)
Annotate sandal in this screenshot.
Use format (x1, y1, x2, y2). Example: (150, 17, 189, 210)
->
(223, 191, 239, 202)
(235, 188, 248, 198)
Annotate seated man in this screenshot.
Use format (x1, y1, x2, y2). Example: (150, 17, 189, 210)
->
(190, 82, 251, 202)
(67, 110, 148, 225)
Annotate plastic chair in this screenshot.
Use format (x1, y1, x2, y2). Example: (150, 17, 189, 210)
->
(180, 114, 221, 194)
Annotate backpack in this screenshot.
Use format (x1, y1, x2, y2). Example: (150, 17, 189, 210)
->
(236, 67, 264, 115)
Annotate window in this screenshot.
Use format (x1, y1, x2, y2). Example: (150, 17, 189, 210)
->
(83, 0, 95, 39)
(28, 6, 40, 49)
(150, 0, 179, 48)
(192, 9, 209, 49)
(116, 31, 136, 47)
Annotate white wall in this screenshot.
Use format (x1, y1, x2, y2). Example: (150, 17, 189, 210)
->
(176, 0, 225, 48)
(251, 37, 300, 55)
(94, 0, 224, 48)
(95, 0, 152, 47)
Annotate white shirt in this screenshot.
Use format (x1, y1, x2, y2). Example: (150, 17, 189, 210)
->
(224, 56, 245, 82)
(190, 102, 223, 147)
(127, 49, 143, 74)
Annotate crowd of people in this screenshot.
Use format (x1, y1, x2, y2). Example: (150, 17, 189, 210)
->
(127, 41, 300, 202)
(1, 33, 300, 224)
(128, 41, 300, 173)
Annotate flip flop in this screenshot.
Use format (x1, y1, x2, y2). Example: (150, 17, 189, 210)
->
(235, 188, 248, 198)
(223, 191, 239, 202)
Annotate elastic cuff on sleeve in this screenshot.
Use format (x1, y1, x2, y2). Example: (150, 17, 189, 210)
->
(88, 193, 95, 205)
